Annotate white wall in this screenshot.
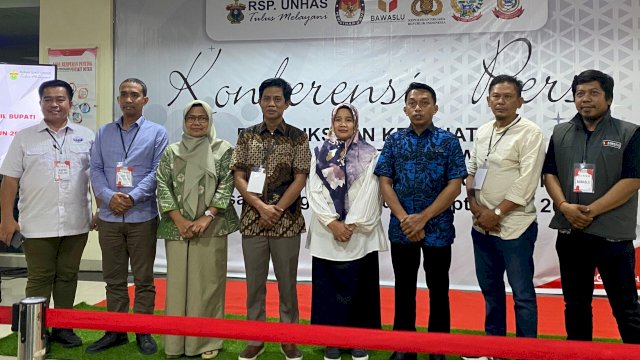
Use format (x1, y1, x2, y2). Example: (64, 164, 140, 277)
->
(39, 0, 114, 269)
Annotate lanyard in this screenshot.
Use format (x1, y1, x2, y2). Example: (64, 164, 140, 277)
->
(486, 116, 521, 160)
(47, 127, 68, 155)
(118, 122, 141, 161)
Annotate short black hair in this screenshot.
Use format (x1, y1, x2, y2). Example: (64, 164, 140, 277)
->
(571, 69, 614, 101)
(488, 75, 524, 97)
(404, 82, 437, 103)
(120, 78, 148, 96)
(259, 78, 293, 102)
(38, 79, 73, 100)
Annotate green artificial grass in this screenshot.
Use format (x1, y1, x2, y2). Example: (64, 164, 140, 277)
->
(0, 303, 619, 359)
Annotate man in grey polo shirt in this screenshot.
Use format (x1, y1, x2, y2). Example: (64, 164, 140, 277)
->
(0, 79, 95, 348)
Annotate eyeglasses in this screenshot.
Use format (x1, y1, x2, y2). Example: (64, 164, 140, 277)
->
(185, 115, 209, 124)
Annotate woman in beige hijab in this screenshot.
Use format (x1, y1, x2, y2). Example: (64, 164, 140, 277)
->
(157, 100, 239, 359)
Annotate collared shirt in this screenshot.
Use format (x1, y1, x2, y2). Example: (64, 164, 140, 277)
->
(374, 125, 467, 246)
(90, 116, 169, 223)
(230, 120, 311, 237)
(0, 121, 94, 238)
(468, 116, 545, 240)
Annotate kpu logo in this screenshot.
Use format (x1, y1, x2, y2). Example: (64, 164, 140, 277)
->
(335, 0, 365, 26)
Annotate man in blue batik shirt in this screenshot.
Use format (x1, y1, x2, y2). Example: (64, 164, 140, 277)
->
(375, 82, 467, 360)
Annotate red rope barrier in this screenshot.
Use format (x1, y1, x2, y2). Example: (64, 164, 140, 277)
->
(1, 306, 639, 359)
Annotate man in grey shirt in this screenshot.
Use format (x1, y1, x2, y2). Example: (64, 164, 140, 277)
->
(543, 69, 640, 343)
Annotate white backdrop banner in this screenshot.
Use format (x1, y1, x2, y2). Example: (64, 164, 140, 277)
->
(114, 0, 640, 290)
(206, 0, 548, 40)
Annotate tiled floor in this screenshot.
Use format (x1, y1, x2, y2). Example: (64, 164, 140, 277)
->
(0, 272, 108, 360)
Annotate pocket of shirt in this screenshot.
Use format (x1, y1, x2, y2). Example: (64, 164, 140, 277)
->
(25, 145, 52, 162)
(24, 145, 53, 174)
(69, 143, 91, 155)
(25, 144, 49, 156)
(426, 148, 447, 163)
(69, 144, 91, 170)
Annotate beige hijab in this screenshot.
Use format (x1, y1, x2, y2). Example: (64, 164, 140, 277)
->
(174, 100, 217, 219)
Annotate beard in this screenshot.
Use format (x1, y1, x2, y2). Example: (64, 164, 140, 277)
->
(580, 111, 606, 123)
(579, 105, 608, 123)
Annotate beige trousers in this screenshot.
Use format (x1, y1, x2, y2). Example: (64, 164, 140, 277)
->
(164, 235, 228, 357)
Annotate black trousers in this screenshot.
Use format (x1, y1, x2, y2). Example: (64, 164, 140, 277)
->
(311, 251, 381, 329)
(390, 242, 451, 333)
(556, 231, 640, 343)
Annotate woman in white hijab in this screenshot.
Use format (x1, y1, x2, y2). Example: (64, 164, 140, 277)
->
(306, 103, 387, 360)
(157, 100, 239, 359)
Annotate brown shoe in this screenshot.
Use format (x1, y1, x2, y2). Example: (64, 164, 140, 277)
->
(239, 344, 265, 360)
(281, 344, 303, 360)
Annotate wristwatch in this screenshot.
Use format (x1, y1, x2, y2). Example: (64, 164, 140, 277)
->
(204, 209, 216, 219)
(494, 207, 502, 217)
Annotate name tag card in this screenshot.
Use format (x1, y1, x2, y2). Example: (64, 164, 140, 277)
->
(473, 163, 489, 190)
(53, 160, 71, 181)
(116, 162, 134, 188)
(573, 163, 595, 193)
(247, 165, 266, 194)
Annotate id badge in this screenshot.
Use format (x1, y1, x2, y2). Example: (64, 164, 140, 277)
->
(116, 162, 134, 188)
(573, 163, 595, 193)
(247, 165, 266, 194)
(473, 163, 488, 190)
(53, 160, 71, 181)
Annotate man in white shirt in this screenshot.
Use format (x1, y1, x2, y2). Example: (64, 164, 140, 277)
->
(0, 79, 95, 348)
(465, 75, 545, 344)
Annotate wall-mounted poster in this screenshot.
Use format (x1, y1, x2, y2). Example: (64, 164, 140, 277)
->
(48, 48, 98, 131)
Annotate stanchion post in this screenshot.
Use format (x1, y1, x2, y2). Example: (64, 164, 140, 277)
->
(16, 297, 47, 360)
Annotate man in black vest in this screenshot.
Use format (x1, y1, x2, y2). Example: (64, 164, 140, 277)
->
(543, 69, 640, 343)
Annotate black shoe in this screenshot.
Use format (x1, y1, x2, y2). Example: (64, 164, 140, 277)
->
(351, 349, 369, 360)
(324, 347, 341, 360)
(51, 328, 82, 348)
(429, 355, 445, 360)
(389, 352, 417, 360)
(85, 332, 128, 354)
(136, 333, 157, 355)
